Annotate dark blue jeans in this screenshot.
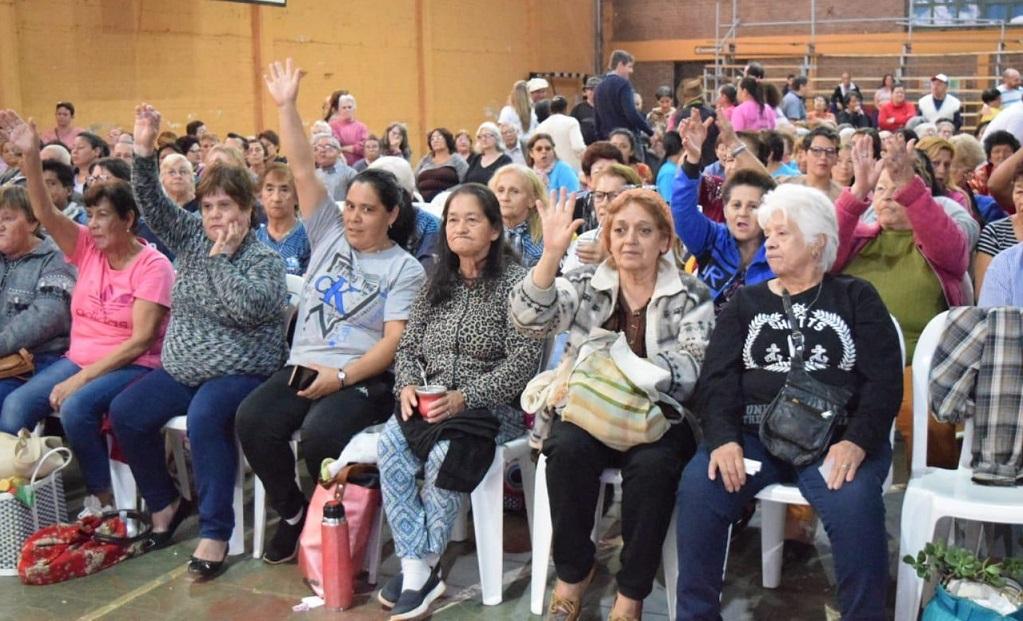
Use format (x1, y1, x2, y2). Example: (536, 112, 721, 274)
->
(0, 352, 60, 430)
(675, 432, 891, 621)
(0, 357, 150, 492)
(108, 369, 265, 542)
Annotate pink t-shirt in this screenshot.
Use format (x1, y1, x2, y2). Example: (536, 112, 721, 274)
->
(66, 226, 175, 369)
(329, 118, 369, 166)
(730, 100, 776, 132)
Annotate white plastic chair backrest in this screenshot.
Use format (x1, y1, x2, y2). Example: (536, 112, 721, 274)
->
(882, 314, 907, 491)
(910, 310, 950, 476)
(285, 274, 304, 308)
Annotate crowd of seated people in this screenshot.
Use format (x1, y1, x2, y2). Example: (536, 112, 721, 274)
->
(1, 47, 1023, 621)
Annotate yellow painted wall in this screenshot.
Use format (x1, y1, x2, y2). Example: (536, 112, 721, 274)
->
(0, 0, 594, 157)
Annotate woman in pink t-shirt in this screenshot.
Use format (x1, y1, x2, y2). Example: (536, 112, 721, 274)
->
(730, 77, 776, 132)
(0, 111, 174, 516)
(328, 93, 369, 167)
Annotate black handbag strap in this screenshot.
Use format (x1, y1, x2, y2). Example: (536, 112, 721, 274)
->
(90, 510, 153, 546)
(781, 290, 806, 369)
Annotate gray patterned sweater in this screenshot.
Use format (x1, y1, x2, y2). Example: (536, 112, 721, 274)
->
(132, 154, 288, 386)
(0, 236, 75, 357)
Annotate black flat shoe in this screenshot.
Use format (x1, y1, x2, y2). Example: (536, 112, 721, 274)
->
(187, 550, 229, 582)
(144, 497, 194, 552)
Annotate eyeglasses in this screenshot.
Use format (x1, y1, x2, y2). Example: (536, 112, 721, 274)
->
(592, 185, 638, 202)
(808, 146, 838, 158)
(86, 173, 112, 184)
(532, 145, 554, 152)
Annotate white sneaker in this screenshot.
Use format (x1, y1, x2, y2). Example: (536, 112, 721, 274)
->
(77, 494, 113, 520)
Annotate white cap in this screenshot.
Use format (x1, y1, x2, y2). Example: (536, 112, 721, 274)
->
(931, 73, 949, 83)
(527, 77, 550, 92)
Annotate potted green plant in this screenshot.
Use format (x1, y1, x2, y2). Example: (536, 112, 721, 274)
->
(904, 541, 1023, 619)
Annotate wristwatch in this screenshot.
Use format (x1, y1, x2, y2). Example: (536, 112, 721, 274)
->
(336, 369, 347, 388)
(729, 143, 747, 157)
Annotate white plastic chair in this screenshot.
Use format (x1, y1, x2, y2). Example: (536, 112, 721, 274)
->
(753, 314, 905, 589)
(894, 311, 1023, 619)
(530, 454, 678, 620)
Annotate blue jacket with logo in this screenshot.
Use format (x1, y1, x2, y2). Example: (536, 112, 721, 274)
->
(670, 163, 773, 307)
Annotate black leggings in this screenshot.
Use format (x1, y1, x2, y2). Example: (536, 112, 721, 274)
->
(542, 417, 696, 600)
(236, 367, 393, 518)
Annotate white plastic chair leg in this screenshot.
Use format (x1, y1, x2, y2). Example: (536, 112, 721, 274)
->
(530, 455, 553, 616)
(591, 482, 607, 544)
(519, 452, 536, 539)
(662, 507, 679, 621)
(228, 439, 246, 556)
(759, 499, 787, 589)
(471, 445, 507, 606)
(895, 488, 941, 621)
(171, 435, 192, 502)
(364, 508, 386, 585)
(252, 476, 266, 560)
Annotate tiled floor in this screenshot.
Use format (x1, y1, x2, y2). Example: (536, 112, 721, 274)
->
(3, 450, 912, 620)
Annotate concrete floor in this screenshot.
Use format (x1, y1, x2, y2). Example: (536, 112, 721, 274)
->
(2, 448, 912, 621)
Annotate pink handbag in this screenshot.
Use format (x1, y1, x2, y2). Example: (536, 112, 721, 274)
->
(298, 464, 381, 596)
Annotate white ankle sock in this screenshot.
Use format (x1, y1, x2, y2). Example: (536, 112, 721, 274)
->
(284, 507, 304, 526)
(401, 557, 431, 592)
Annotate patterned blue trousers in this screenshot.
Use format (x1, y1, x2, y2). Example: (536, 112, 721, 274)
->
(379, 416, 465, 560)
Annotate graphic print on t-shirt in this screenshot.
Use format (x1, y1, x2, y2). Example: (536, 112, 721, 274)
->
(742, 303, 856, 373)
(305, 250, 387, 344)
(77, 283, 135, 329)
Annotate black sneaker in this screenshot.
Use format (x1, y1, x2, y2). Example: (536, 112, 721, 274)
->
(389, 565, 445, 621)
(262, 504, 307, 565)
(377, 572, 403, 608)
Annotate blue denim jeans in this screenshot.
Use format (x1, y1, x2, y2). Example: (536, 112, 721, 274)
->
(109, 369, 265, 542)
(675, 432, 891, 621)
(0, 352, 61, 431)
(0, 357, 150, 492)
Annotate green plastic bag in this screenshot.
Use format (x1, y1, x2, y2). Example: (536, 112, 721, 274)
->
(923, 584, 1023, 621)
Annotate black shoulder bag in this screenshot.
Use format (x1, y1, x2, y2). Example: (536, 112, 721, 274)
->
(758, 289, 852, 466)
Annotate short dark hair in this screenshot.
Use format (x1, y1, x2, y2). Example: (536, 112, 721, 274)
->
(427, 128, 456, 154)
(581, 141, 625, 175)
(364, 134, 381, 146)
(83, 179, 140, 230)
(608, 128, 639, 163)
(55, 101, 75, 116)
(745, 61, 765, 79)
(609, 49, 634, 70)
(90, 157, 131, 182)
(792, 76, 807, 90)
(258, 129, 280, 147)
(844, 91, 862, 106)
(736, 131, 769, 165)
(197, 163, 257, 214)
(159, 143, 182, 158)
(982, 87, 1002, 104)
(186, 120, 205, 137)
(76, 132, 110, 158)
(722, 168, 776, 204)
(761, 131, 785, 163)
(428, 183, 512, 305)
(550, 96, 568, 115)
(983, 129, 1021, 158)
(41, 160, 74, 189)
(802, 126, 840, 150)
(226, 132, 250, 152)
(718, 84, 738, 105)
(661, 132, 683, 162)
(176, 135, 199, 157)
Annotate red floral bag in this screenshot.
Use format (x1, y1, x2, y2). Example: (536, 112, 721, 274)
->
(18, 510, 152, 585)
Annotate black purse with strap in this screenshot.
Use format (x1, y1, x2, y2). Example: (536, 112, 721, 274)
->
(759, 289, 852, 466)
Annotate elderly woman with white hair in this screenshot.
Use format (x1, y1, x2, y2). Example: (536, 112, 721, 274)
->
(160, 153, 198, 212)
(464, 122, 512, 186)
(328, 93, 369, 167)
(675, 183, 903, 621)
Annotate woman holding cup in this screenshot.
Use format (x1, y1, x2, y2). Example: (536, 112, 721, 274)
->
(377, 183, 544, 620)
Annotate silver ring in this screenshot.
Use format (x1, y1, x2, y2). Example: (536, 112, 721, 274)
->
(841, 463, 851, 469)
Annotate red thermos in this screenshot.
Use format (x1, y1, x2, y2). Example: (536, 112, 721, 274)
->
(321, 500, 354, 610)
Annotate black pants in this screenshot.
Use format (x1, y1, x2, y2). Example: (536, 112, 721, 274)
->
(542, 417, 696, 600)
(236, 366, 393, 519)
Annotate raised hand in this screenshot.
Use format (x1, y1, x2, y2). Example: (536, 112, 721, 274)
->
(681, 108, 713, 164)
(264, 59, 305, 107)
(0, 110, 39, 154)
(537, 188, 582, 259)
(884, 133, 917, 192)
(133, 103, 162, 155)
(850, 133, 883, 201)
